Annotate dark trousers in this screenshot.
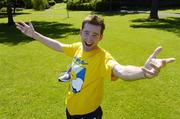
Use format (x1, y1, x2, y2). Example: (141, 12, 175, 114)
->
(66, 106, 103, 119)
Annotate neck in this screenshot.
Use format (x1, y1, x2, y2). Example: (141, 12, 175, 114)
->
(83, 46, 99, 52)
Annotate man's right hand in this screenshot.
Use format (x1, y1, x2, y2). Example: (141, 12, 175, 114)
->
(16, 21, 65, 52)
(16, 22, 35, 38)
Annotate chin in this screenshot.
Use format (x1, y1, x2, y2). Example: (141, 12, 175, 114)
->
(83, 44, 93, 51)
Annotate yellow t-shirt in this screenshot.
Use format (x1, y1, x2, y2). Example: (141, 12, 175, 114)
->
(62, 42, 118, 115)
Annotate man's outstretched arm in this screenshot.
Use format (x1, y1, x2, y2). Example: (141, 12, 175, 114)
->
(112, 47, 176, 80)
(16, 22, 67, 52)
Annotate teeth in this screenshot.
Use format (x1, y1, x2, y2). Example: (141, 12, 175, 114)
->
(87, 42, 92, 45)
(85, 41, 92, 46)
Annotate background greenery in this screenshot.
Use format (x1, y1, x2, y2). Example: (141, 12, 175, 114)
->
(67, 0, 180, 11)
(0, 3, 180, 119)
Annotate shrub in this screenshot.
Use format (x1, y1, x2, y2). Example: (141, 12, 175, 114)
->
(48, 0, 56, 6)
(67, 0, 96, 11)
(22, 0, 33, 9)
(94, 1, 109, 11)
(67, 0, 180, 11)
(32, 0, 48, 10)
(54, 0, 64, 3)
(0, 7, 7, 12)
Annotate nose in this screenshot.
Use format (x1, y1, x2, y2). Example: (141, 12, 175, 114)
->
(86, 35, 94, 42)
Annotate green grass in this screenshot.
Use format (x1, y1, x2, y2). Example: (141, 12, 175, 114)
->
(0, 3, 180, 119)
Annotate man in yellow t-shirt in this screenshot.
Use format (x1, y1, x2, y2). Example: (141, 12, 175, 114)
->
(16, 15, 175, 119)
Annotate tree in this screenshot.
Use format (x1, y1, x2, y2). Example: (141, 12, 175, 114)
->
(0, 0, 16, 25)
(7, 1, 15, 25)
(149, 0, 159, 19)
(6, 0, 16, 25)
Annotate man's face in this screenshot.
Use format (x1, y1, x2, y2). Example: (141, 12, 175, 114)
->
(80, 23, 103, 51)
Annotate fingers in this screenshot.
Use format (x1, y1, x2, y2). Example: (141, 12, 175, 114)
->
(20, 21, 29, 27)
(142, 67, 154, 76)
(148, 46, 162, 60)
(151, 58, 175, 68)
(16, 23, 25, 33)
(15, 21, 29, 30)
(150, 62, 160, 70)
(16, 21, 33, 34)
(142, 68, 158, 79)
(165, 58, 176, 64)
(28, 21, 34, 31)
(143, 47, 175, 79)
(16, 22, 26, 27)
(16, 24, 22, 31)
(142, 63, 160, 78)
(145, 47, 162, 69)
(16, 22, 25, 32)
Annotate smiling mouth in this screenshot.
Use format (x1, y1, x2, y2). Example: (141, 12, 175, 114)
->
(84, 41, 93, 47)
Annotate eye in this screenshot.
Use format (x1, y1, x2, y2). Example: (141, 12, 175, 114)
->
(84, 31, 89, 35)
(92, 33, 99, 38)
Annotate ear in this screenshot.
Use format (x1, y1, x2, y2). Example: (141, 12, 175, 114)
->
(99, 34, 103, 41)
(80, 29, 82, 35)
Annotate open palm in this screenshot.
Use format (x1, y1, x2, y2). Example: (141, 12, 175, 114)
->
(16, 22, 35, 38)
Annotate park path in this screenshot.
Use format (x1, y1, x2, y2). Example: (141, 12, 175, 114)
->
(158, 11, 180, 18)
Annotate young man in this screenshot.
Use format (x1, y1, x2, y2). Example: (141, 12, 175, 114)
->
(16, 15, 175, 119)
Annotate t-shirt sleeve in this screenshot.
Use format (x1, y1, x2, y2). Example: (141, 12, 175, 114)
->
(101, 53, 119, 81)
(62, 42, 81, 57)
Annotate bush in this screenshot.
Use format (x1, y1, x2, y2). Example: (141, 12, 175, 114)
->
(67, 0, 96, 11)
(32, 0, 48, 10)
(22, 0, 33, 9)
(94, 1, 109, 11)
(48, 0, 56, 6)
(67, 2, 94, 11)
(54, 0, 64, 3)
(67, 0, 180, 11)
(0, 7, 7, 12)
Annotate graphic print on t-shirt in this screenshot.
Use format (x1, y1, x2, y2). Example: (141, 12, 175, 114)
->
(70, 56, 87, 93)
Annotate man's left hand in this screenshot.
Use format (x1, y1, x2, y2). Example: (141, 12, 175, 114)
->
(142, 47, 175, 78)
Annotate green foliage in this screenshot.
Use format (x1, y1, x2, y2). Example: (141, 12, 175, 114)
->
(66, 0, 180, 11)
(22, 0, 33, 9)
(0, 0, 6, 6)
(94, 0, 109, 11)
(32, 0, 48, 10)
(48, 0, 56, 6)
(67, 2, 94, 11)
(67, 0, 97, 11)
(54, 0, 64, 3)
(0, 7, 7, 12)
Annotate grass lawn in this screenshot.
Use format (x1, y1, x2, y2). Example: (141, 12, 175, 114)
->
(0, 3, 180, 119)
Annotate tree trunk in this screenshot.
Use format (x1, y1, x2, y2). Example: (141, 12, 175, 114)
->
(7, 2, 15, 25)
(13, 6, 16, 14)
(149, 0, 159, 19)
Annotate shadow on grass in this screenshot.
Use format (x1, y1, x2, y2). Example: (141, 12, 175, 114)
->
(0, 12, 30, 18)
(0, 21, 79, 45)
(130, 17, 180, 37)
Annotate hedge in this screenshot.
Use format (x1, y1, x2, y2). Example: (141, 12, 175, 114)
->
(67, 0, 180, 11)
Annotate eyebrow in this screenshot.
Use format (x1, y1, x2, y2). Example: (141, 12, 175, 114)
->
(83, 30, 99, 36)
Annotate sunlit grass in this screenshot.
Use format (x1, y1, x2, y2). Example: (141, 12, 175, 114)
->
(0, 3, 180, 119)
